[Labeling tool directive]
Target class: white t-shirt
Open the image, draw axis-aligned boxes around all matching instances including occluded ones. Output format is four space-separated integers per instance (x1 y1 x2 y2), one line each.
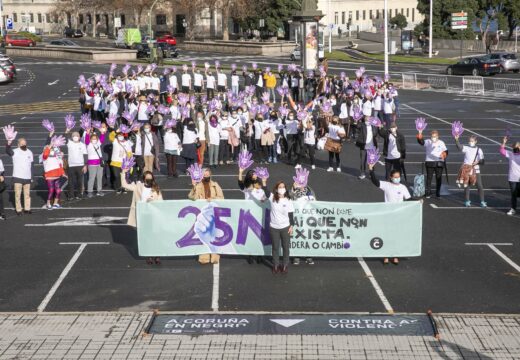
141 186 152 202
304 126 316 145
379 181 411 203
181 73 191 87
383 98 394 114
197 119 207 141
143 133 154 156
339 103 349 119
134 135 142 156
0 159 4 174
206 75 216 89
328 124 343 141
137 102 149 122
387 133 401 160
254 120 264 140
231 75 239 87
424 139 447 162
138 77 147 91
362 100 373 116
208 123 221 145
364 124 375 150
151 77 160 91
219 119 231 140
504 150 520 182
164 131 181 151
194 73 203 87
182 127 198 144
217 73 227 87
269 195 294 229
169 74 178 89
461 145 484 173
87 142 103 161
67 141 87 167
11 148 33 180
285 119 298 135
244 187 267 201
373 95 382 111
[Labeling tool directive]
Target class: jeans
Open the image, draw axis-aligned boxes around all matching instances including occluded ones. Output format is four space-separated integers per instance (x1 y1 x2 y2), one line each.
270 226 291 267
208 144 219 166
88 165 103 194
232 85 239 96
68 166 84 198
218 139 230 162
267 87 276 102
14 183 31 212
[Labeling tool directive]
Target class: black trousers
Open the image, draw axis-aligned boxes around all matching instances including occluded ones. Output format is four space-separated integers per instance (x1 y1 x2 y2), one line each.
510 182 520 210
425 163 443 196
299 144 315 165
270 226 290 267
207 88 215 99
218 139 230 162
67 166 84 198
111 166 122 191
291 87 299 102
385 158 402 179
0 181 5 214
329 151 340 168
166 154 178 176
286 134 300 162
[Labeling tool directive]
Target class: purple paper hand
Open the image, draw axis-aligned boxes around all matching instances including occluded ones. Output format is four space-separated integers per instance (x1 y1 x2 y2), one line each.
42 119 55 133
187 164 204 183
3 125 18 141
121 156 136 172
119 124 130 134
366 149 380 166
369 117 382 127
80 114 91 131
64 114 76 131
106 114 117 128
238 151 254 170
50 135 66 148
254 167 269 180
415 117 428 132
293 168 310 187
451 121 464 138
91 121 102 130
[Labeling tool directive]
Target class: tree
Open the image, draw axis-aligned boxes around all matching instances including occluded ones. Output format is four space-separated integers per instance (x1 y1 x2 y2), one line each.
502 0 520 39
239 0 299 37
390 14 408 30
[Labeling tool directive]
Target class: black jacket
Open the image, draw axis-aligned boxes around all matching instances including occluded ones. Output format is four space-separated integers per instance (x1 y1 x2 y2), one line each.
378 128 406 159
355 123 378 150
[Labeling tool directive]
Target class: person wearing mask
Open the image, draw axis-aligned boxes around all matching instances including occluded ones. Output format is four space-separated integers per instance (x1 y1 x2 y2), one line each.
42 139 66 209
207 114 221 168
206 71 216 100
0 159 5 220
417 130 448 198
121 169 163 265
368 162 411 265
193 69 204 94
356 116 378 179
6 138 33 215
196 112 207 166
302 118 316 170
182 117 199 172
66 131 87 200
86 133 105 197
269 181 294 274
218 113 232 165
188 168 225 264
217 69 228 97
181 68 191 94
164 123 182 178
454 135 486 207
141 123 160 173
500 138 520 216
378 122 406 180
231 70 240 96
326 116 345 172
110 130 133 194
289 180 316 266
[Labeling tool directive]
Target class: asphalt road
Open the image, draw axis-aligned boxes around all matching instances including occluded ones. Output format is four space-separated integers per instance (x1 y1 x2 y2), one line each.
0 58 519 315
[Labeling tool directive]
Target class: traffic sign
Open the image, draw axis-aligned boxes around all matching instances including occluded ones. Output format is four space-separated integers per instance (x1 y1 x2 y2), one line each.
451 21 468 26
452 12 468 17
6 18 13 30
451 25 467 30
114 17 121 28
452 17 467 21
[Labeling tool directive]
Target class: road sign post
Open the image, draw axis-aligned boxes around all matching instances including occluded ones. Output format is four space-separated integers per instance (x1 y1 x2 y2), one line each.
451 11 467 60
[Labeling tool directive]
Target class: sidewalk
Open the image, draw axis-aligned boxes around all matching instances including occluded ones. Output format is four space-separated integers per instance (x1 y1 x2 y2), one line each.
0 313 519 359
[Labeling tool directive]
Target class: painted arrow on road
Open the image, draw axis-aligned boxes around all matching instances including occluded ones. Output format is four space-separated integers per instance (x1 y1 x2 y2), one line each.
25 216 127 227
269 319 305 328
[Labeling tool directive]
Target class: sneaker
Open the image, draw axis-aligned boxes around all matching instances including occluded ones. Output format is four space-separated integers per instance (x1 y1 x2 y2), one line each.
75 196 82 200
327 167 333 172
52 204 62 209
358 174 366 179
311 165 316 170
46 204 53 210
87 193 94 198
507 209 516 216
292 258 300 265
480 201 487 208
336 167 341 172
96 192 104 197
116 190 123 195
294 164 301 169
268 157 272 163
464 201 471 207
273 158 278 164
0 214 5 220
306 258 315 265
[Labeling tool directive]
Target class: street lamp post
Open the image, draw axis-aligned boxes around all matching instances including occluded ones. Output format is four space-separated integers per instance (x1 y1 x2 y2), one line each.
148 0 159 63
429 0 433 58
384 0 388 76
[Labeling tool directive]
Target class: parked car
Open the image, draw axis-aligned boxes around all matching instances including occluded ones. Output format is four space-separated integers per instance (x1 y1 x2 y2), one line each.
4 34 36 47
64 28 84 38
156 42 179 58
49 39 80 46
135 43 151 59
290 44 325 62
485 52 520 73
156 34 177 46
0 65 14 84
0 56 16 76
446 57 501 76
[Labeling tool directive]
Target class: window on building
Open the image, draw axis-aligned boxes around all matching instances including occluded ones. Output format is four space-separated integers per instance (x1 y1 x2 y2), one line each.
79 14 84 24
362 10 366 20
37 13 42 23
30 13 34 23
401 8 404 15
356 10 359 21
412 8 415 22
13 13 17 22
156 14 167 25
87 14 91 24
369 10 373 19
95 14 100 23
407 8 409 17
342 11 345 24
389 9 392 17
376 10 380 19
334 12 338 24
46 13 51 23
121 14 126 26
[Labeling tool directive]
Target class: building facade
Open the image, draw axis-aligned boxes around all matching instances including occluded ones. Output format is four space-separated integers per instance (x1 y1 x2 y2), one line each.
317 0 424 35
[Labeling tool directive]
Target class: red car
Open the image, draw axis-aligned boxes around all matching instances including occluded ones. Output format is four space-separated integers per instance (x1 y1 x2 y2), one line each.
5 34 36 47
156 34 177 46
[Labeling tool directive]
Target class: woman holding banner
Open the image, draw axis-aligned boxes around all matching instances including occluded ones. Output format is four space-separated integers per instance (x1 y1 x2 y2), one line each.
269 181 294 275
121 159 163 265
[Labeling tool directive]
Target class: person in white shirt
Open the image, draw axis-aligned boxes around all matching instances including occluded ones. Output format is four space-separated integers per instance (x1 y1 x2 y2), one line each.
207 114 221 168
231 70 240 96
218 113 232 164
196 112 207 165
303 119 316 169
362 97 373 119
217 70 227 95
206 71 216 99
6 138 33 215
368 162 412 265
455 135 486 207
269 181 294 274
181 70 191 93
500 139 520 216
164 125 182 177
182 118 199 172
66 131 88 199
193 70 204 94
284 112 300 164
373 90 383 122
86 133 105 198
417 129 448 198
326 116 346 172
168 71 178 93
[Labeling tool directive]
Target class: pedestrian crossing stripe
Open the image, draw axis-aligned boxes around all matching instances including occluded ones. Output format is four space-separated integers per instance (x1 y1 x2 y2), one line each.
0 100 79 115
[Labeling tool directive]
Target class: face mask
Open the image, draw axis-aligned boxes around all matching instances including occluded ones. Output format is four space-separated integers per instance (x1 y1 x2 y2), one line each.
144 128 151 133
100 128 107 133
91 140 98 145
288 116 294 120
391 177 401 184
197 117 203 121
144 179 153 187
73 136 80 142
117 136 124 141
390 128 397 134
187 105 191 109
167 129 173 133
238 112 242 115
277 188 286 196
202 177 211 183
20 145 27 151
431 137 438 142
469 142 476 147
514 148 520 154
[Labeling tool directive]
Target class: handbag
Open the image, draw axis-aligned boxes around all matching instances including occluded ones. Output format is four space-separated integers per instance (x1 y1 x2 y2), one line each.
93 145 105 167
324 137 342 154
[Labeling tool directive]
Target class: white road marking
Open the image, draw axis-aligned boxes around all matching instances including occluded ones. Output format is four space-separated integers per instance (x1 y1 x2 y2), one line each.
357 258 394 314
270 319 305 328
37 242 108 312
212 262 220 312
495 118 520 127
465 243 520 272
47 80 59 86
430 204 510 210
25 216 127 227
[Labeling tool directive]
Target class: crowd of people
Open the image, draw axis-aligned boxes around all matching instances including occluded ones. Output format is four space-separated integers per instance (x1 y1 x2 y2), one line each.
0 60 519 271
